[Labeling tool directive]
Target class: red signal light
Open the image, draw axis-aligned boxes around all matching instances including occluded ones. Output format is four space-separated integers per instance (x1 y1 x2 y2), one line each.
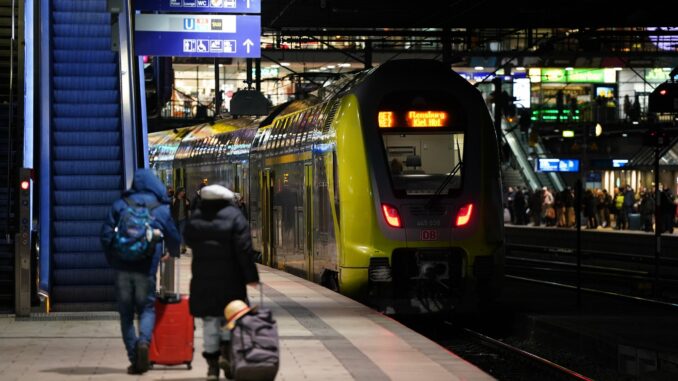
20 180 29 190
455 203 474 227
660 89 667 96
381 203 402 228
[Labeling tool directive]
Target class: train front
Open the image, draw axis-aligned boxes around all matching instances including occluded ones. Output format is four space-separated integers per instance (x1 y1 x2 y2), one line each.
333 60 504 314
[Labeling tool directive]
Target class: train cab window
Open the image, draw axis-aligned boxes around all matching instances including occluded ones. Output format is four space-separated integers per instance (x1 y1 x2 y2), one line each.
377 91 466 197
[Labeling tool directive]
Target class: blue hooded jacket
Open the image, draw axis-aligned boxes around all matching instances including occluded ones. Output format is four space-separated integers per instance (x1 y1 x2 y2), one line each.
100 169 181 274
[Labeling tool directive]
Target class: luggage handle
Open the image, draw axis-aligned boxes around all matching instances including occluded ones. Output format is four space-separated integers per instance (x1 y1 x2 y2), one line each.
159 249 181 302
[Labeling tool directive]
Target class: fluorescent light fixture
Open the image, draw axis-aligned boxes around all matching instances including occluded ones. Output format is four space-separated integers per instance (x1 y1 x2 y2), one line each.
565 67 574 71
515 67 526 71
622 133 628 137
280 62 291 67
632 121 639 125
338 63 351 67
595 123 602 137
613 67 623 71
326 65 336 69
474 66 484 70
562 130 575 138
269 64 280 68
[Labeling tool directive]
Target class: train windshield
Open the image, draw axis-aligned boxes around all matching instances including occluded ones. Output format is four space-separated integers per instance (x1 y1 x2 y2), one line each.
381 132 464 196
377 91 465 197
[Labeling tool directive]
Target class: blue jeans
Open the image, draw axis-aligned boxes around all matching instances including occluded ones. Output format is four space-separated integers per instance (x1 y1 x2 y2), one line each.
115 271 156 363
203 316 230 353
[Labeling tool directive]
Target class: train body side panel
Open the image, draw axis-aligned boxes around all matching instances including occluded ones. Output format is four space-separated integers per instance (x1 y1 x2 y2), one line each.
334 95 395 297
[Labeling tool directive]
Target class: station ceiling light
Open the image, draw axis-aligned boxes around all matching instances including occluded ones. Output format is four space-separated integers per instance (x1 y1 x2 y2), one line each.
280 62 291 67
595 123 603 137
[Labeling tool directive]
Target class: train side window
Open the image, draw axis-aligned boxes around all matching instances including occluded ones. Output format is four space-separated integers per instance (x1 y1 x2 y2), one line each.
289 114 300 147
281 116 291 149
273 206 283 248
274 119 286 150
294 206 304 250
267 123 279 150
297 111 309 145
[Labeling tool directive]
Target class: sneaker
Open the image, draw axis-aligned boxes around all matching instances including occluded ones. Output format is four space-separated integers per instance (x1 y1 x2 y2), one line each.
127 364 143 375
136 341 150 373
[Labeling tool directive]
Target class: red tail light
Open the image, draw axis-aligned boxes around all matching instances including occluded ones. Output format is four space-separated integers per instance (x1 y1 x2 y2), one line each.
381 203 402 228
455 203 473 227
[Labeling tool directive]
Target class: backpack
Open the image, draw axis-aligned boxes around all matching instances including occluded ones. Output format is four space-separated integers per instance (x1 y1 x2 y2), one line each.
112 197 161 262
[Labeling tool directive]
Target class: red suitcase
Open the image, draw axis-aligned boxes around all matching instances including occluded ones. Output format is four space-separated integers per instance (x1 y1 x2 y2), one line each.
149 258 194 369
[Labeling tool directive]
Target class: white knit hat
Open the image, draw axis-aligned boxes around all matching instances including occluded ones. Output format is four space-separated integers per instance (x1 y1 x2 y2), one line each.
200 184 235 201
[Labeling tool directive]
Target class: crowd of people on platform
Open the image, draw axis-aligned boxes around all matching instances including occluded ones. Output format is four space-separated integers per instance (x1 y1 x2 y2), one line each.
504 184 678 233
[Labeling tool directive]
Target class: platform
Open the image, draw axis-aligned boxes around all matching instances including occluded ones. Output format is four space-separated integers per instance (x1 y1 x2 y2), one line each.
0 258 493 380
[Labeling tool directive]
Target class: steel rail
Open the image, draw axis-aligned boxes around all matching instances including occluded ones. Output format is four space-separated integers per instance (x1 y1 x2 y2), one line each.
460 327 594 381
506 275 678 309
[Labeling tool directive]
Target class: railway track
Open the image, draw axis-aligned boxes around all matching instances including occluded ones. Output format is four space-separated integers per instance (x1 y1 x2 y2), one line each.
438 324 594 381
506 243 678 304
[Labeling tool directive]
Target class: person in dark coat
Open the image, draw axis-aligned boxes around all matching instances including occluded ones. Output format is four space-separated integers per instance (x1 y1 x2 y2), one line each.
639 191 655 232
100 169 181 375
661 186 676 233
171 187 191 253
183 184 260 380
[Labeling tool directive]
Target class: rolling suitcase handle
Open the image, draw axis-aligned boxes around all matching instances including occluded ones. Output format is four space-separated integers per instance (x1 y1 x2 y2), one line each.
159 244 181 303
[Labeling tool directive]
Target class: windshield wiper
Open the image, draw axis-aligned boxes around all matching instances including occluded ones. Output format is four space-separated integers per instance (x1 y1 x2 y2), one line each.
425 140 463 209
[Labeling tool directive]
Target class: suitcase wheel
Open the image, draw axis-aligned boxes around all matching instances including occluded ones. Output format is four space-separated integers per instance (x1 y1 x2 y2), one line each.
186 362 192 370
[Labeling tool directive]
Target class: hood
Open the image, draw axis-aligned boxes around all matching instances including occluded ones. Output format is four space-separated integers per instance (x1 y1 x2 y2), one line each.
201 184 235 201
126 168 170 203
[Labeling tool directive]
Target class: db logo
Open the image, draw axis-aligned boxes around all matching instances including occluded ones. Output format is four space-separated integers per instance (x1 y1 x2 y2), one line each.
420 229 438 241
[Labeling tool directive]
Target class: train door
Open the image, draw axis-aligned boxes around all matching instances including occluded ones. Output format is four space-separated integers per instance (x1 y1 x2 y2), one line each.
260 169 275 267
173 167 185 190
304 163 314 281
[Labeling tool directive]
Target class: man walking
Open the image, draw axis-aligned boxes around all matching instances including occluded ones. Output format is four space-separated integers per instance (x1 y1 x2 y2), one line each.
100 169 181 374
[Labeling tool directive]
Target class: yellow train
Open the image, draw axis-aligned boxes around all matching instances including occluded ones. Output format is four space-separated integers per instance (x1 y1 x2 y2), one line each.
150 60 504 314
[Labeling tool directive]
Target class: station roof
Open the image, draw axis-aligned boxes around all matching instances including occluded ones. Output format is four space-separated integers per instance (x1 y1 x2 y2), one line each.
262 1 678 29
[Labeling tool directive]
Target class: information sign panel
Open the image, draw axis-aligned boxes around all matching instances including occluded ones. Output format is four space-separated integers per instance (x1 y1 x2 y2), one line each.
134 0 261 14
135 14 260 58
537 158 580 173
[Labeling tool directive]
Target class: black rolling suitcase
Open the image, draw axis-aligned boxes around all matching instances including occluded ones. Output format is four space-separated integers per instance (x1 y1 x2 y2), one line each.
228 284 279 381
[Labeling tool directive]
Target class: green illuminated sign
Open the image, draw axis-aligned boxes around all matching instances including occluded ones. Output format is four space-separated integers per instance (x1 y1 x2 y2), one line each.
539 68 615 84
645 68 671 82
532 108 580 122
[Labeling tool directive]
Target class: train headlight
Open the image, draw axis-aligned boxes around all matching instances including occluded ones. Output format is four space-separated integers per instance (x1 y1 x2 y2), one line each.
455 203 473 227
381 203 402 228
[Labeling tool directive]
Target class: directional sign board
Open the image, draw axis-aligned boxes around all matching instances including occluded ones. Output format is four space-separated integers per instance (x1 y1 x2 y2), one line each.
134 0 261 14
135 14 260 58
536 158 580 173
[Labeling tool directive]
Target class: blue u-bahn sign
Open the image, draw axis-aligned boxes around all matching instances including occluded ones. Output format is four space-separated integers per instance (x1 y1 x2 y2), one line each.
134 0 261 14
135 14 260 58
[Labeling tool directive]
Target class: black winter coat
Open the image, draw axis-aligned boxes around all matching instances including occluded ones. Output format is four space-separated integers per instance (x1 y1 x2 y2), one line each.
184 199 259 317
